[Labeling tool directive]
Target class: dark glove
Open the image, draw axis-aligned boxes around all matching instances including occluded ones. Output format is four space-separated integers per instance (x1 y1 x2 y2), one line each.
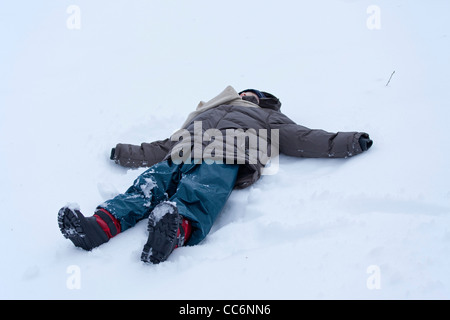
359 134 373 151
110 148 116 160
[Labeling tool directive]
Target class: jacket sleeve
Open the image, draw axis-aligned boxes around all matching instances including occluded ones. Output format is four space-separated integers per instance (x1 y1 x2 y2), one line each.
111 138 174 168
270 112 367 158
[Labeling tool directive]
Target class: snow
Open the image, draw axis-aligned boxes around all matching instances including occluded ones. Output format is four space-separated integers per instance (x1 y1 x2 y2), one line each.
140 178 156 199
152 201 177 224
1 0 450 299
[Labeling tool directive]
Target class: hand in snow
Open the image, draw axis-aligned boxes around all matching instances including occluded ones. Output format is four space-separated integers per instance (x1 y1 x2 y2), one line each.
359 134 373 151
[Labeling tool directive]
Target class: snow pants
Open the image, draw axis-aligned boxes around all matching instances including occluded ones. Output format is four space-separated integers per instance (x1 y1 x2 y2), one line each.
98 160 239 245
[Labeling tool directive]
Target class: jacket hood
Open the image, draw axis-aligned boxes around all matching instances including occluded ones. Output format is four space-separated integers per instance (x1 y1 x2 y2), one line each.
181 86 260 128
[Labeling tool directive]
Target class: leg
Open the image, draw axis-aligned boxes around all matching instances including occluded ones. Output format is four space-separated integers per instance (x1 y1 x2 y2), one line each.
98 160 181 231
140 162 239 263
58 160 180 250
170 162 239 245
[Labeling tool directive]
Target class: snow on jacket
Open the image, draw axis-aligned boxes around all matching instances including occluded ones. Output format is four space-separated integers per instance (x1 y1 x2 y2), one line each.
111 86 369 189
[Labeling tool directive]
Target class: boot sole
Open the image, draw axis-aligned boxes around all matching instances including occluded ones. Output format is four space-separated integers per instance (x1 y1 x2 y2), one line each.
58 207 107 251
141 206 181 264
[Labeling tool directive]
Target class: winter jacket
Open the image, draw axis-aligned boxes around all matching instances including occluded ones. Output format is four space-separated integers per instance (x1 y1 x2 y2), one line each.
111 86 370 189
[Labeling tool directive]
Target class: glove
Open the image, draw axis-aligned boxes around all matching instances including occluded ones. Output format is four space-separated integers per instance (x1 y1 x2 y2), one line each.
359 134 373 151
110 148 116 160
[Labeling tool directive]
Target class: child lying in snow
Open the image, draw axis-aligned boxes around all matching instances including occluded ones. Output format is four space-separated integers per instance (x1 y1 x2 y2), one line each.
58 86 373 264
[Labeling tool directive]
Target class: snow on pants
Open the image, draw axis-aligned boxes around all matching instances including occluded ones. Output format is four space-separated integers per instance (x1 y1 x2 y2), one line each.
98 160 239 245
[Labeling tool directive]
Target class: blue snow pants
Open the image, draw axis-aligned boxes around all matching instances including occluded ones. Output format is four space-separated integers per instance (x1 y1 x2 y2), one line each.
98 160 239 245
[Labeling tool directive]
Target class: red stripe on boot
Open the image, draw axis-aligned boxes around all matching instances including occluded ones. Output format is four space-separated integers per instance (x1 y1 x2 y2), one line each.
182 218 192 243
175 218 192 249
94 209 121 239
98 208 122 234
94 214 113 238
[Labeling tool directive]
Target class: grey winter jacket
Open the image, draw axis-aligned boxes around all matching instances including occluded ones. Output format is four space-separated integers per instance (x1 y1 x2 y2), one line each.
111 87 370 189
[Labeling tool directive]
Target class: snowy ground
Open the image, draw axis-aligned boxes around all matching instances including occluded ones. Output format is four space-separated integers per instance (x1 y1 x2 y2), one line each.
1 0 450 299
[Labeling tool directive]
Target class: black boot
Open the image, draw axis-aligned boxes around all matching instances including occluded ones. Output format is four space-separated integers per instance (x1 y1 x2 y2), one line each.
58 205 109 251
141 201 183 264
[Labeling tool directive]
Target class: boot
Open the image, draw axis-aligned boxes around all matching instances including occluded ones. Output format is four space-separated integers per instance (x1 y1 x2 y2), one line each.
58 205 120 251
141 201 192 264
